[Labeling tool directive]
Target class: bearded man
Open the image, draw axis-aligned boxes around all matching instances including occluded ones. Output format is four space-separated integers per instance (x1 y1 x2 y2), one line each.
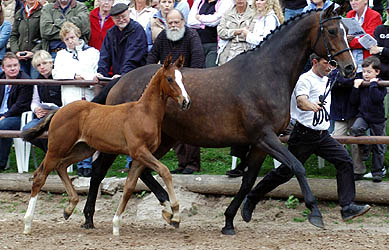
147 8 205 174
146 8 205 68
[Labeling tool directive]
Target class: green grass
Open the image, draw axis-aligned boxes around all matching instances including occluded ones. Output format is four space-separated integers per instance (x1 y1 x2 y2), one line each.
3 117 389 179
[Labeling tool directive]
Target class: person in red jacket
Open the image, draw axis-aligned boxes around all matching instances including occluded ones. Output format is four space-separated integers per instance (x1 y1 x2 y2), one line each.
346 0 382 74
89 0 115 50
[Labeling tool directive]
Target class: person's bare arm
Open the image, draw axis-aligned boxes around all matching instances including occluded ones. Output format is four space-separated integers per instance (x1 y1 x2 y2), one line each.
296 95 322 112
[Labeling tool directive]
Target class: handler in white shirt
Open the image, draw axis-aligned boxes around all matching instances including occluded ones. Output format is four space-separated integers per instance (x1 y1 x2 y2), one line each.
242 53 371 226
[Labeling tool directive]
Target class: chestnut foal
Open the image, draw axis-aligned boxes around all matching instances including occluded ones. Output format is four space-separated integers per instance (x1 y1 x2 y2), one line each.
22 55 190 235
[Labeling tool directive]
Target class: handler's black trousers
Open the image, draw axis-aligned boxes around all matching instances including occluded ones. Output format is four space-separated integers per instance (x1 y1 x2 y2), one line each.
247 122 356 207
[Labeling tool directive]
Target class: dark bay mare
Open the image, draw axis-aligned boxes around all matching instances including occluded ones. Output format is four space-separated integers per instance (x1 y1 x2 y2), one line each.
84 5 356 235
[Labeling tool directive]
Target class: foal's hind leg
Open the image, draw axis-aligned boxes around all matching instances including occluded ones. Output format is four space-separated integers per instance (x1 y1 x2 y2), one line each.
24 154 60 234
112 161 144 236
56 143 95 220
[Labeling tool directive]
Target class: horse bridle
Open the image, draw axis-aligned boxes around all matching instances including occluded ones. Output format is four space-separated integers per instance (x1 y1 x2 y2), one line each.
312 10 351 68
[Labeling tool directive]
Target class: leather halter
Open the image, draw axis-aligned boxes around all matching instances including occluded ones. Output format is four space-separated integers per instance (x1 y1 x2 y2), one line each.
312 10 351 66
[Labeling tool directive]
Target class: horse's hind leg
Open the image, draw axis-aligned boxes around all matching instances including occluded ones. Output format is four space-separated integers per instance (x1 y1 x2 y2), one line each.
24 153 60 234
57 142 95 220
222 147 266 235
112 161 144 236
256 130 322 228
82 153 118 229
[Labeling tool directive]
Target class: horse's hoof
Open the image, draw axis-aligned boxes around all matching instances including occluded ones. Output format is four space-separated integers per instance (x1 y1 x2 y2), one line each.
63 212 71 220
170 221 180 228
221 227 236 235
308 214 324 229
162 210 173 224
81 223 95 229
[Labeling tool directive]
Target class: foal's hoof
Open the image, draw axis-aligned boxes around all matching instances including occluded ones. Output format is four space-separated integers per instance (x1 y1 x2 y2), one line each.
81 223 95 229
308 213 324 229
162 209 173 225
221 227 236 235
170 221 180 228
63 211 71 220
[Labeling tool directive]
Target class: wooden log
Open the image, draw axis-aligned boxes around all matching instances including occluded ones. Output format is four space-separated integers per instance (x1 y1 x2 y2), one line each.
1 173 389 204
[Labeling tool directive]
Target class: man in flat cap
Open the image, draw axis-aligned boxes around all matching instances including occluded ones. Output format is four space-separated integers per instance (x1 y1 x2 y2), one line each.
95 3 148 80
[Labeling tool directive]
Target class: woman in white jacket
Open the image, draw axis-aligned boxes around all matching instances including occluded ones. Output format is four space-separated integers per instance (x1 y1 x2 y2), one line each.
52 21 99 177
52 21 99 105
242 0 284 47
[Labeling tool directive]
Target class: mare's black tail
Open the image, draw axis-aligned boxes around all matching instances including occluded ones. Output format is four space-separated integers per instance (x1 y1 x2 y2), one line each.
91 77 121 104
21 110 58 141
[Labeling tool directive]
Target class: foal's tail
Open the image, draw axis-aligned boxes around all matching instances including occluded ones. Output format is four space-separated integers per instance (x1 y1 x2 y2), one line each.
21 110 59 141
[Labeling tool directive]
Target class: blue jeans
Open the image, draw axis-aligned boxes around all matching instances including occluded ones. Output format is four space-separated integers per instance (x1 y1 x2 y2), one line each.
22 118 48 152
20 59 40 79
125 155 133 168
77 157 92 169
285 8 305 21
0 116 21 166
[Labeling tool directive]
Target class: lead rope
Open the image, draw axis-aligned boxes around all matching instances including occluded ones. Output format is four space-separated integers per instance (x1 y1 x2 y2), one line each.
312 70 339 126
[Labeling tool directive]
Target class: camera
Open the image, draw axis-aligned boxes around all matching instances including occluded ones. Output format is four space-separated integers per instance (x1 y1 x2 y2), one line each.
20 52 27 56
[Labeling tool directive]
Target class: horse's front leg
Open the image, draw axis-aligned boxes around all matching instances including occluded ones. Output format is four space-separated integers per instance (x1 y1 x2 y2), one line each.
82 152 118 229
137 148 181 227
256 131 323 228
112 161 144 236
139 135 177 224
222 147 266 235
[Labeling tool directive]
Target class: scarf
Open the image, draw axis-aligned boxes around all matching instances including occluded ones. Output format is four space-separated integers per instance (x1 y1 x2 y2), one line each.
24 1 40 18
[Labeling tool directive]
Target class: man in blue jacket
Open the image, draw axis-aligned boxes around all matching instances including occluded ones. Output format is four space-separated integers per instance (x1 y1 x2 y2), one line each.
0 52 32 171
95 3 148 80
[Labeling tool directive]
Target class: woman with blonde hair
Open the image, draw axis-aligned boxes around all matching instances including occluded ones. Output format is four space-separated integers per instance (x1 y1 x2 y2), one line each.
22 50 61 152
241 0 283 47
52 21 99 177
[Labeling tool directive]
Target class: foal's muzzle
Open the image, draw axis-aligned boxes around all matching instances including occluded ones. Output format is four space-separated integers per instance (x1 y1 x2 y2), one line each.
180 97 191 111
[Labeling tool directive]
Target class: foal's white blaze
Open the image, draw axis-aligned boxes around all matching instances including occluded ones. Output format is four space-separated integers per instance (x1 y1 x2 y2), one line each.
174 70 189 103
340 23 357 70
24 195 38 234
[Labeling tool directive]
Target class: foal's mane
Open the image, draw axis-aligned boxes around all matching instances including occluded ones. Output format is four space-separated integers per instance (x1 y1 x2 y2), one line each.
138 64 170 100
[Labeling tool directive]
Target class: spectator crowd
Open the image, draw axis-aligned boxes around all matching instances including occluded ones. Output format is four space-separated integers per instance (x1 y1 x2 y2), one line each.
0 0 388 187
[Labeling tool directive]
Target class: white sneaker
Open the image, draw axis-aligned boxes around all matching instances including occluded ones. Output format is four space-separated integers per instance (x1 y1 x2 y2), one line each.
363 168 386 179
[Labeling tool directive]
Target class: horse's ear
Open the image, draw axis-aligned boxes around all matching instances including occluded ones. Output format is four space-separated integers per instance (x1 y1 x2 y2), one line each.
174 54 185 69
322 3 336 19
333 2 350 16
164 54 173 69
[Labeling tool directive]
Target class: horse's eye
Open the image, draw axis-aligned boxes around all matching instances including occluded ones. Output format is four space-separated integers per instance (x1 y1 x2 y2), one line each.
167 77 173 83
328 29 337 36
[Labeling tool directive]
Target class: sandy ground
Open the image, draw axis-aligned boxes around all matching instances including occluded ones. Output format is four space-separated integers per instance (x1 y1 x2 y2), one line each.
1 190 389 250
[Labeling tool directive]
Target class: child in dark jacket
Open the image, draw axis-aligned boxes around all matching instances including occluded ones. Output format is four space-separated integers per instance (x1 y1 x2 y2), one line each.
350 56 387 182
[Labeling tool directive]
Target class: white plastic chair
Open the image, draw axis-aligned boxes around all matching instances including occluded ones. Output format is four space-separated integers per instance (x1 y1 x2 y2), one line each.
13 111 33 173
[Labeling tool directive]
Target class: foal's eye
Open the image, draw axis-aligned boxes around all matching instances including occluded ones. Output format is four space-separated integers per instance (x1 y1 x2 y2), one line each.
167 77 173 83
328 29 337 36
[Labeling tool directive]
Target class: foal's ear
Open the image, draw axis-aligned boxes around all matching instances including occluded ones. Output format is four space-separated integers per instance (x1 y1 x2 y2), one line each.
164 54 173 69
174 54 185 69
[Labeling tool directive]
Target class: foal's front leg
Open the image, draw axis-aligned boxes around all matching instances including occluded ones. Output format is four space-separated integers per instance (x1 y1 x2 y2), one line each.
112 161 144 236
137 148 181 227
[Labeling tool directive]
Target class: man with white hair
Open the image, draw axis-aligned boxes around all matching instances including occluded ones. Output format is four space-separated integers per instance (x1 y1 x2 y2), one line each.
147 8 205 174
